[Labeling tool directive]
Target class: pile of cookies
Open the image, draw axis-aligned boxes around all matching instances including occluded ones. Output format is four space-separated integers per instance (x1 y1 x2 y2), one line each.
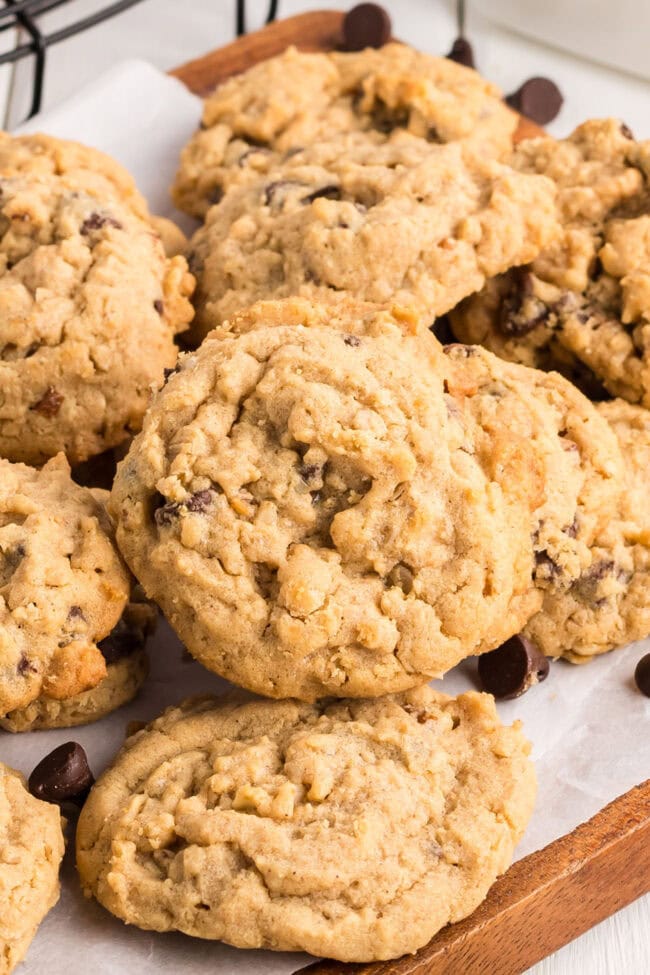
2 30 650 973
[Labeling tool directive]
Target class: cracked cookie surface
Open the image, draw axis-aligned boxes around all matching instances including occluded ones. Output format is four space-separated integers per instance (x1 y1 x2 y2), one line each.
172 43 518 219
525 399 650 661
450 119 650 406
0 456 131 716
76 688 535 962
0 597 156 732
0 136 195 465
0 763 65 975
186 135 558 343
110 299 550 699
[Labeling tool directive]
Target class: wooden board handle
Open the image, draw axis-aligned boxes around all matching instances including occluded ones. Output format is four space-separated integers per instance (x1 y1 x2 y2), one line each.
295 779 650 975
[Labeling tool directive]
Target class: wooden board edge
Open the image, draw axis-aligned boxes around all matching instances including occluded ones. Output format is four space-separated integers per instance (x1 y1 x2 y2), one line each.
294 779 650 975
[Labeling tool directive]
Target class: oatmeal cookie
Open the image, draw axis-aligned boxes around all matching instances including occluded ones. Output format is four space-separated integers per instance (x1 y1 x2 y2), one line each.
76 688 535 962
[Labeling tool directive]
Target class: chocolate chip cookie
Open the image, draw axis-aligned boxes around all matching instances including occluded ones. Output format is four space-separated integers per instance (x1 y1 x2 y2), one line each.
110 299 549 700
0 455 131 717
0 596 156 732
186 135 558 343
0 137 195 465
172 43 518 219
0 763 65 974
525 399 650 661
76 688 535 962
450 119 650 406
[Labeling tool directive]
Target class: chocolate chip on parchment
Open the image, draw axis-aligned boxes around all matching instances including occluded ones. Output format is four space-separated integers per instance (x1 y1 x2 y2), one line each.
80 212 123 235
28 742 94 805
302 185 341 204
634 654 650 697
506 77 563 125
341 3 391 51
478 635 550 699
446 36 475 68
31 385 64 417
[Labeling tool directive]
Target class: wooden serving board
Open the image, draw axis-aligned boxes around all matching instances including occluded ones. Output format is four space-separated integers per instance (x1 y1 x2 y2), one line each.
171 12 650 973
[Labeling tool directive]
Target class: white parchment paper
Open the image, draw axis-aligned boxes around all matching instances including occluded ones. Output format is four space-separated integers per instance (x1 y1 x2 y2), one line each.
1 60 649 975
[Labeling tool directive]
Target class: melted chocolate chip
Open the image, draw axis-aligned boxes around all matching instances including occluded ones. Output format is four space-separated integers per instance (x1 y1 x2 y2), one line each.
343 334 361 347
98 615 146 664
153 299 164 315
302 185 341 204
478 635 550 699
534 550 561 579
31 386 64 417
341 2 391 51
264 180 305 206
634 654 650 696
446 36 475 68
185 489 215 513
80 212 123 235
28 742 94 805
506 77 563 125
67 605 86 622
154 497 181 525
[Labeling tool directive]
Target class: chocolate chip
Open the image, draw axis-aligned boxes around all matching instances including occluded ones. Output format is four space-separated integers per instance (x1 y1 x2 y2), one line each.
98 615 145 664
185 489 215 513
264 180 305 206
154 497 181 525
80 212 123 235
343 334 361 347
153 299 164 315
154 489 214 525
31 386 64 417
634 654 650 696
341 2 391 50
299 463 322 484
620 122 635 140
505 77 563 125
67 605 85 621
163 365 180 384
478 635 550 699
208 185 223 205
302 185 341 204
28 742 94 805
446 36 475 68
499 273 549 336
238 146 272 167
17 653 36 676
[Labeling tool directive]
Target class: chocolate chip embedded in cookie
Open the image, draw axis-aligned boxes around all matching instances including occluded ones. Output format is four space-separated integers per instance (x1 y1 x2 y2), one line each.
0 134 194 466
186 135 558 343
0 455 131 717
110 299 551 700
76 688 535 962
524 399 650 661
0 762 65 974
171 42 518 220
451 119 650 407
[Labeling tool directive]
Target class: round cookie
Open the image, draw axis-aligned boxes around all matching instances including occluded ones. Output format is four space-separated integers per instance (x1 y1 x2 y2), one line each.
110 298 549 700
172 43 518 219
0 596 156 732
450 119 650 406
0 139 195 465
0 455 131 716
525 399 650 661
76 688 535 962
442 344 624 590
186 135 558 343
0 763 65 974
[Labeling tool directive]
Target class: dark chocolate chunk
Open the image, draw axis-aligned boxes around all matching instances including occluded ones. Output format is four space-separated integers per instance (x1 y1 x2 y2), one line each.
478 635 550 699
31 385 64 417
28 742 94 805
302 185 341 204
506 77 563 125
80 212 123 235
446 36 475 68
98 615 145 664
343 334 361 347
153 299 164 315
634 654 650 696
341 3 391 51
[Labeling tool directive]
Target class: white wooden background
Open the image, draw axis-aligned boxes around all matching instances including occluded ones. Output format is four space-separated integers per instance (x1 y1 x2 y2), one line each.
8 1 649 972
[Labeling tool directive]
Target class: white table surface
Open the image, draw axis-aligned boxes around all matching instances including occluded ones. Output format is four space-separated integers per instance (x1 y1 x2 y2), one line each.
7 2 649 973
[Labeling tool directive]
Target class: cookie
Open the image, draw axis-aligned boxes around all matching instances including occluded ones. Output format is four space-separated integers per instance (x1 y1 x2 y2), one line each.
171 43 518 219
443 344 624 590
0 455 131 716
0 137 195 466
450 119 650 406
109 298 563 700
76 688 535 962
525 399 650 661
0 763 65 974
0 597 156 732
186 135 558 343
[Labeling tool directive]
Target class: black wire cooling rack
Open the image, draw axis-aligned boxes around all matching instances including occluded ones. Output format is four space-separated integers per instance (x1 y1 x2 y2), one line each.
1 0 281 121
